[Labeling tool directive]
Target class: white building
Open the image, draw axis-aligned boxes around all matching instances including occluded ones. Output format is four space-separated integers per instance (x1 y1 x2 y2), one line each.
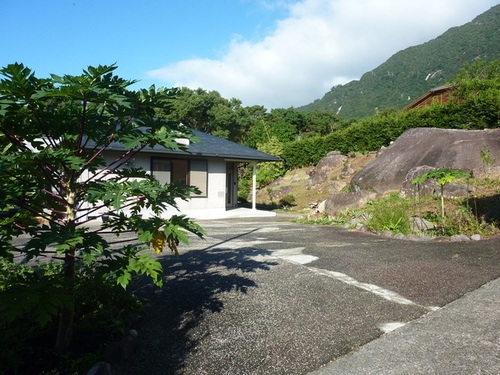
99 129 281 220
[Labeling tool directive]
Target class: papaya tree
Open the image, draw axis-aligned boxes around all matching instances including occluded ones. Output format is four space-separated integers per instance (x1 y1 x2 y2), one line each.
412 168 470 228
0 63 205 351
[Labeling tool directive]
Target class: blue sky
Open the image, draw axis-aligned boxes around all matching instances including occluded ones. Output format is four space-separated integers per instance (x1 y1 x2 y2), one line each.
1 0 498 109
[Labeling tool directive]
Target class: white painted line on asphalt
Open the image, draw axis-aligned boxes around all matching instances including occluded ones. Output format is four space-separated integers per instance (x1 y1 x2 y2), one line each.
378 322 406 333
255 226 309 233
268 247 319 265
207 237 440 312
253 246 428 309
254 227 284 233
306 267 420 306
266 249 440 312
213 239 284 249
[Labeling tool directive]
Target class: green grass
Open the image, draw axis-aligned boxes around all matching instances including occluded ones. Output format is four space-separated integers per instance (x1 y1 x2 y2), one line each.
366 205 411 234
294 186 500 238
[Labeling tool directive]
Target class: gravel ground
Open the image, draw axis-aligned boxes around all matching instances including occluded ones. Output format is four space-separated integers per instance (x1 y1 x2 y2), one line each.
115 215 500 375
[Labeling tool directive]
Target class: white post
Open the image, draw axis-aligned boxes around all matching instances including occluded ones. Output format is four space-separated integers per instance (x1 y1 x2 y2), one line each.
252 162 257 210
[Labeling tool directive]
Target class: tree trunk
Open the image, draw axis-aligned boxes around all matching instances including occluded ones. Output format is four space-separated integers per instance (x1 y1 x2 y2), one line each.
440 185 446 234
55 249 76 351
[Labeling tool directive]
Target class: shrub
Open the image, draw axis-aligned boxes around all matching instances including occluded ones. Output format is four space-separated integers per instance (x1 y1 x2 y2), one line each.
0 259 143 374
444 206 499 237
238 177 251 201
279 194 296 206
366 204 411 234
256 137 286 188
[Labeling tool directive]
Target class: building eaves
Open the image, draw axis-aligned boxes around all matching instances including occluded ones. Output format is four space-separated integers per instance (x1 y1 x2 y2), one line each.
98 128 282 163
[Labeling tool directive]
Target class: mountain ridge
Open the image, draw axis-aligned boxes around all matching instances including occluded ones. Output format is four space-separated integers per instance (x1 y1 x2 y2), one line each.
297 4 500 118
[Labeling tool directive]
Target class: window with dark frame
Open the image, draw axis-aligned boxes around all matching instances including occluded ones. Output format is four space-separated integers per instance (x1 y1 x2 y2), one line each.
151 158 207 197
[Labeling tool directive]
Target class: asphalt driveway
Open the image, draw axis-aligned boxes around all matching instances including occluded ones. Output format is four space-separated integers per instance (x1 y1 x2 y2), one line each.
118 213 500 375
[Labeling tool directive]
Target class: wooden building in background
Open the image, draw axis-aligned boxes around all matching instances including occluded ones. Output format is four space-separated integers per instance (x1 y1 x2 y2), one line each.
404 85 456 110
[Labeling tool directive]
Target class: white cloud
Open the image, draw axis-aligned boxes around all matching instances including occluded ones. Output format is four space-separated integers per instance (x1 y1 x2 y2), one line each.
148 0 498 109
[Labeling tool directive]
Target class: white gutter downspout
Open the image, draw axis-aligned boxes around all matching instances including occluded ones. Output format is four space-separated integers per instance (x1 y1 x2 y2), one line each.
252 162 257 210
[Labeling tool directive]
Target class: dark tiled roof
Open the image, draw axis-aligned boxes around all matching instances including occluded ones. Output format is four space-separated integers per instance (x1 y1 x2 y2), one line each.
105 129 282 162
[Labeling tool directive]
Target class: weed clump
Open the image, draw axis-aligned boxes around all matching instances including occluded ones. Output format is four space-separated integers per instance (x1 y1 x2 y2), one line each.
366 205 411 234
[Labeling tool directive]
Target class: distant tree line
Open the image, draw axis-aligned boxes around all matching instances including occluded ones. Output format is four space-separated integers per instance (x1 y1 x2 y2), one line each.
156 87 347 146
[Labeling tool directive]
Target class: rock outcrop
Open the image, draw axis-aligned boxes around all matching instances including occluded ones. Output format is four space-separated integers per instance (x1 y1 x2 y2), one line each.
350 128 500 195
256 128 500 216
400 165 475 199
306 151 348 188
320 128 500 215
324 190 377 214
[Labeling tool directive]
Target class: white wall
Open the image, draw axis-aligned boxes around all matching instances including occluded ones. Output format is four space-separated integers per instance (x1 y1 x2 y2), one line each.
96 152 229 218
176 157 227 212
81 151 231 221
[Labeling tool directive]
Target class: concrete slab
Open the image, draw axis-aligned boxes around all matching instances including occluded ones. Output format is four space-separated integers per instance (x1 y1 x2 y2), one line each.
308 277 500 374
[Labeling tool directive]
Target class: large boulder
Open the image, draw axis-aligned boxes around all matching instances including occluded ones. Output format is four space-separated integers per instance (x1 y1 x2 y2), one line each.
324 190 377 215
350 128 500 195
400 165 437 198
400 165 475 199
307 151 347 188
254 184 293 205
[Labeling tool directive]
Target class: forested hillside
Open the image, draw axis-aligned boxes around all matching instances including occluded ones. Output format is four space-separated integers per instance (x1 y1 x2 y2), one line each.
297 4 500 119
